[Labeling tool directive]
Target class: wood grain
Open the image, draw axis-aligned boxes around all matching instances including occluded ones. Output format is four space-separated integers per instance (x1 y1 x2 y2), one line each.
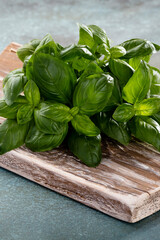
1 43 160 223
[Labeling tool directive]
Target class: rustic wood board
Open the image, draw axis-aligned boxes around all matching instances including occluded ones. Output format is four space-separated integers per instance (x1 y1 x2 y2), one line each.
1 43 160 223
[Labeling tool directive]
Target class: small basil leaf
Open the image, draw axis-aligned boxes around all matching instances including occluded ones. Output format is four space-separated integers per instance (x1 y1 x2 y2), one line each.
95 112 130 145
33 53 77 105
129 116 160 151
150 67 160 98
3 68 24 87
79 61 103 80
0 100 22 119
78 23 95 49
25 124 68 152
134 98 160 116
73 73 114 116
113 103 135 122
17 39 40 62
25 55 34 81
129 55 151 70
0 119 29 155
122 60 152 104
35 102 72 123
152 43 160 51
96 43 110 57
17 104 34 124
110 46 126 59
71 114 100 137
109 58 134 88
34 108 68 135
68 129 102 167
60 44 95 62
3 70 27 106
35 34 58 56
88 25 110 47
119 38 155 59
72 57 90 72
24 80 40 106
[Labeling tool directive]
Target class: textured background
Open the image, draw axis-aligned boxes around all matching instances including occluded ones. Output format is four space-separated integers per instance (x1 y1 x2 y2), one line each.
1 0 160 239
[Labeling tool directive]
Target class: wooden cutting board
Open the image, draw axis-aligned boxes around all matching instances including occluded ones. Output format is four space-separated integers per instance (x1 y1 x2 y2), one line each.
1 43 160 223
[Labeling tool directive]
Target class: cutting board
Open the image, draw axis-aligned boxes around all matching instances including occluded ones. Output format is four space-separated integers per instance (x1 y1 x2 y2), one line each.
1 43 160 223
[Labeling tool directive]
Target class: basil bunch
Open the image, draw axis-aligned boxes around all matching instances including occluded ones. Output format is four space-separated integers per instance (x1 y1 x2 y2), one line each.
0 24 160 167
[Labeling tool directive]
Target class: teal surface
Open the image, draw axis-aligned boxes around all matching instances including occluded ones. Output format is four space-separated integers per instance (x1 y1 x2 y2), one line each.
1 0 160 239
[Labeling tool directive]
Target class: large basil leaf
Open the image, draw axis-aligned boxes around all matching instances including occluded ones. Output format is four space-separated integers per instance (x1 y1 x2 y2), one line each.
68 129 101 167
0 100 22 119
109 58 134 88
0 119 29 155
134 98 160 116
110 46 126 59
25 124 68 152
17 104 34 124
71 114 100 137
129 116 160 151
150 67 160 98
34 107 68 134
95 112 130 145
17 39 40 62
24 80 40 106
35 102 72 123
78 23 95 49
73 73 114 116
60 44 95 62
119 38 155 59
3 69 27 106
113 103 135 122
88 24 110 47
122 60 152 104
33 53 77 105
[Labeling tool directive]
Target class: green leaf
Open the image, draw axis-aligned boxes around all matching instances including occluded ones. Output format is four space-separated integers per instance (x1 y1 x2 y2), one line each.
0 119 29 155
25 55 34 81
35 34 58 56
73 73 114 116
33 53 77 105
95 112 130 145
88 25 110 47
152 43 160 51
119 38 155 59
113 103 135 122
122 60 152 104
17 39 40 62
129 116 160 151
34 108 68 135
0 99 22 119
3 69 27 106
150 67 160 98
24 80 40 106
79 61 103 80
110 46 126 59
109 58 134 88
129 55 151 70
68 129 102 167
35 102 73 123
78 23 95 49
72 57 90 72
152 112 160 123
17 104 34 124
134 98 160 116
71 114 100 137
60 44 95 62
25 124 68 152
96 43 110 57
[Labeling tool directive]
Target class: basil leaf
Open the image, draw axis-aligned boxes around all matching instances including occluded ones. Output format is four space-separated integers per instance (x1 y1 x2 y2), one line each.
0 119 29 155
129 116 160 151
25 124 68 152
109 58 134 88
17 39 40 62
35 34 58 56
24 80 40 106
79 61 103 80
3 69 27 106
150 67 160 98
34 108 68 135
71 114 100 137
35 102 72 123
152 43 160 51
88 25 110 47
72 57 90 72
78 23 95 49
113 103 135 122
73 73 114 116
68 129 101 167
152 112 160 123
17 104 34 124
3 68 24 87
60 44 95 61
110 46 126 59
129 55 151 70
119 38 155 59
33 53 77 105
25 55 34 81
95 112 130 145
96 43 110 57
122 60 152 104
0 100 22 119
134 98 160 116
